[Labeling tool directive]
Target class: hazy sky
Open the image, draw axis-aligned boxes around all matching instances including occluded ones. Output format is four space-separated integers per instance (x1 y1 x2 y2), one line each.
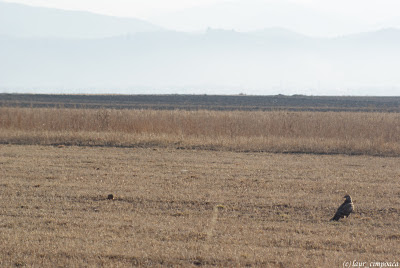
1 0 400 94
3 0 400 35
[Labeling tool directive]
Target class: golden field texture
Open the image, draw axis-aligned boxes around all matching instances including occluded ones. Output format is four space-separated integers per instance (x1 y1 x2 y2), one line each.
1 107 400 156
0 145 399 266
0 106 399 266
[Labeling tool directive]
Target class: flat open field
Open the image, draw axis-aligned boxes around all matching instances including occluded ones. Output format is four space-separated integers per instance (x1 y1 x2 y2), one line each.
0 145 399 267
2 93 400 112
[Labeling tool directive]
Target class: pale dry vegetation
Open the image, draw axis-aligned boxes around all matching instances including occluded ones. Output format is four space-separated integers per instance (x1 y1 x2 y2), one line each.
1 106 399 266
1 107 400 156
0 145 399 267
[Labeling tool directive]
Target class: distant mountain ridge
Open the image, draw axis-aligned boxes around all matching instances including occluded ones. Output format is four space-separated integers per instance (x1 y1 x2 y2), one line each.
1 1 399 40
0 1 400 95
0 1 163 38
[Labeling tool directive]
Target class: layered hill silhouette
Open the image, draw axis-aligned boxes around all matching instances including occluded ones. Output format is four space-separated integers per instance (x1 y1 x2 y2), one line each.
1 1 399 95
0 1 163 38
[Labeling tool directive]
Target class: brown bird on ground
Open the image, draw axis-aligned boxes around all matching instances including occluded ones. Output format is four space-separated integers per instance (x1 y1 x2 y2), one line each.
330 195 354 221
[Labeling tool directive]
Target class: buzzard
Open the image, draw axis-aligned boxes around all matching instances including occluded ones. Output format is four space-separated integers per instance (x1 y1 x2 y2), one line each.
330 195 354 221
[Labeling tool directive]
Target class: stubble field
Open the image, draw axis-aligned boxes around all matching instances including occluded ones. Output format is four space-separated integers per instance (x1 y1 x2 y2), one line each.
0 144 399 267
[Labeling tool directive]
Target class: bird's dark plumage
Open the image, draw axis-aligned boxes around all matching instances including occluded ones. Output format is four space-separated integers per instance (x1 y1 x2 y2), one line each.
330 195 354 221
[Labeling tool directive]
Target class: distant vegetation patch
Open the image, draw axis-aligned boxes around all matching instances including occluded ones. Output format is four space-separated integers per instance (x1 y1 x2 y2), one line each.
1 106 399 156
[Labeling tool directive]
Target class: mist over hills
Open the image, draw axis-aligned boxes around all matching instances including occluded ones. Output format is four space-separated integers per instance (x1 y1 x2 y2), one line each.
1 1 399 95
0 1 162 38
151 1 366 37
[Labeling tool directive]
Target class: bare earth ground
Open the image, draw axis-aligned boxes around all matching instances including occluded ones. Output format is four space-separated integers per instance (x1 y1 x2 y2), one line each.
0 145 399 267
